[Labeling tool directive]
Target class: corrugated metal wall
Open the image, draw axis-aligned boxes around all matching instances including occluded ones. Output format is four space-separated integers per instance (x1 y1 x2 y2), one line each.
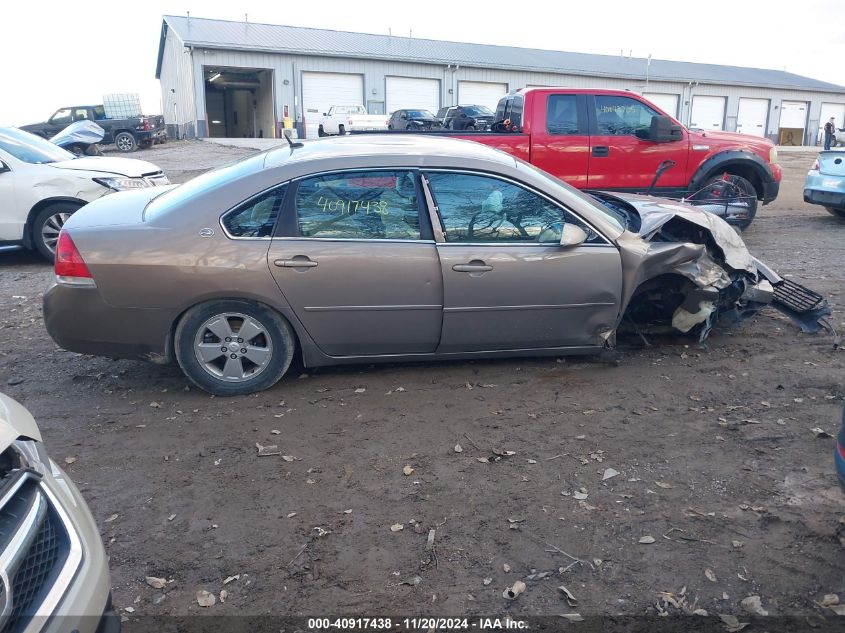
158 27 196 139
160 30 845 144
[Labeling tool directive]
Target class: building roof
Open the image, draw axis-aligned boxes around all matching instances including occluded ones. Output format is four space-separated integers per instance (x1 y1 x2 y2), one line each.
158 15 845 93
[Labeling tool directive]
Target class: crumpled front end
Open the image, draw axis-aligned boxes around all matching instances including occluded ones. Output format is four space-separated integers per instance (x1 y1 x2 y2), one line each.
604 193 830 342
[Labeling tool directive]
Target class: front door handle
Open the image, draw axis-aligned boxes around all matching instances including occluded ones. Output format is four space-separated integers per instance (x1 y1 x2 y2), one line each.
592 145 609 157
274 257 318 268
452 261 493 273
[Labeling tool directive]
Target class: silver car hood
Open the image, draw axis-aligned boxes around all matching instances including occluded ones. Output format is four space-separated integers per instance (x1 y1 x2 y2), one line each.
604 191 756 274
0 394 42 450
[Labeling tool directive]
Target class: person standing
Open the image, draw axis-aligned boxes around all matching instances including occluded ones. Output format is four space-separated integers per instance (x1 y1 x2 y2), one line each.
824 117 836 150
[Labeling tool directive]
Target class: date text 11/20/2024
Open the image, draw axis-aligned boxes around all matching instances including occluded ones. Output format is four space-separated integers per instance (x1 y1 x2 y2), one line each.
307 617 529 630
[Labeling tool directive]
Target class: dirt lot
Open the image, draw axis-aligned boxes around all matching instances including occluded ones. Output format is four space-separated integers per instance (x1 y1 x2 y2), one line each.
1 142 844 627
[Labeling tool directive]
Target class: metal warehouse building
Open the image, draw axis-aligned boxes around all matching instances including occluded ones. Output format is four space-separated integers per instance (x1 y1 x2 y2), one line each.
156 14 845 144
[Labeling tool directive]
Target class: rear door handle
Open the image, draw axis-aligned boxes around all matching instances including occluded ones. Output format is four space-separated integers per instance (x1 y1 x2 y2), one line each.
453 261 493 273
274 257 318 268
592 146 609 157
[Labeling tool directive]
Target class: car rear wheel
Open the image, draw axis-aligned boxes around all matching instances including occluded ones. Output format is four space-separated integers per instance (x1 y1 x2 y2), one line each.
32 203 81 261
114 131 137 152
175 300 295 396
465 124 477 132
338 124 346 135
825 206 845 218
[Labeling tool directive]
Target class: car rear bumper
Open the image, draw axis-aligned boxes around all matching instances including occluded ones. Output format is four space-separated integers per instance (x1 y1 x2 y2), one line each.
804 188 845 210
43 282 173 363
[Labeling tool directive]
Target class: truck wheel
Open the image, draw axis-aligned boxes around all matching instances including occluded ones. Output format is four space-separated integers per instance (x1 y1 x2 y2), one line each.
318 125 326 137
465 124 477 132
338 125 346 136
114 131 137 152
701 174 758 230
32 202 81 261
825 207 845 218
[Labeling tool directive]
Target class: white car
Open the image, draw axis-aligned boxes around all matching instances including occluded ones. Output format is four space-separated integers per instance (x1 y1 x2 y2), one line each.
317 105 389 136
0 127 168 260
0 393 118 632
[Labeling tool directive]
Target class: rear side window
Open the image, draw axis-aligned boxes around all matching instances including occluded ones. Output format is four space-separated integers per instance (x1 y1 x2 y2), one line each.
295 170 421 240
508 96 524 129
222 185 287 238
546 95 579 135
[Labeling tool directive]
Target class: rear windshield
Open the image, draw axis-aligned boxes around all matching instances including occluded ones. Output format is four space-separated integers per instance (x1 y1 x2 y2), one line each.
143 152 268 221
463 106 494 117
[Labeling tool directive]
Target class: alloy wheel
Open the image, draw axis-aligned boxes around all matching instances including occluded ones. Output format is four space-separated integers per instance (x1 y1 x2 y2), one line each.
41 212 72 254
193 312 273 382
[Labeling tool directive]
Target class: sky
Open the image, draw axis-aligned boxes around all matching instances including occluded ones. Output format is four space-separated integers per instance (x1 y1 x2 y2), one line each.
2 0 843 126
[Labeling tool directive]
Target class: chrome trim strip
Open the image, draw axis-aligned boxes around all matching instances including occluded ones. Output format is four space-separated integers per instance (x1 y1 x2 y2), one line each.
444 302 615 313
22 483 83 631
271 237 435 244
303 304 442 312
0 473 34 512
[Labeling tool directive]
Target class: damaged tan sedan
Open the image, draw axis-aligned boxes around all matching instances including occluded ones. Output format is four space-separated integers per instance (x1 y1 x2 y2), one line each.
44 136 828 395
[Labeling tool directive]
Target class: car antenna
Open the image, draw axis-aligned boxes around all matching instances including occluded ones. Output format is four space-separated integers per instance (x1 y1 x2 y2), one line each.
285 133 303 151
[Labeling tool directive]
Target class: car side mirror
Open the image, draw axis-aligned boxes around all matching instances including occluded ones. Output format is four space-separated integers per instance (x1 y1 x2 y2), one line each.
646 115 683 142
560 223 588 248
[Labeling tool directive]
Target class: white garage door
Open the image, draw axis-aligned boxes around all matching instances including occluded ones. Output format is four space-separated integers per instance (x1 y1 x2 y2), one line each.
736 98 769 137
302 72 364 138
385 77 440 114
819 102 845 140
458 81 507 111
779 101 807 129
690 96 726 130
643 93 679 118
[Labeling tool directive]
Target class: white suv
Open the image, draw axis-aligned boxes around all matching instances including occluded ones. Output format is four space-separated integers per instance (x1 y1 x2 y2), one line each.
0 393 118 632
0 127 168 261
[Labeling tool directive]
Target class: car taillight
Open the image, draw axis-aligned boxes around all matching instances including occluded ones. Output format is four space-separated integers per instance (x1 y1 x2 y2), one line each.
810 159 819 171
55 231 93 281
142 118 151 131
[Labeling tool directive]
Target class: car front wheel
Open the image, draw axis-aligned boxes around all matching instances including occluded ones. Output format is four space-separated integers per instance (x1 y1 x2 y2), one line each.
32 203 81 261
175 300 295 396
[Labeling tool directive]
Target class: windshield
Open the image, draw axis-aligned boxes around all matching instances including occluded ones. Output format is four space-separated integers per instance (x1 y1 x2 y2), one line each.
144 152 268 221
0 128 75 164
463 106 494 117
514 158 626 231
407 110 435 118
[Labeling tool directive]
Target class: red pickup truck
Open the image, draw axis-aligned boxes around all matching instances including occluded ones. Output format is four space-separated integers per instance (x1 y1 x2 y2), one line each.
451 88 782 228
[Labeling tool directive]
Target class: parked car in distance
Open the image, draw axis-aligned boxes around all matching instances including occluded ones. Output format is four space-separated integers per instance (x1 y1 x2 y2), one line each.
317 106 388 136
388 109 442 130
0 127 169 260
837 406 845 492
803 151 845 218
436 105 495 131
43 135 822 397
20 105 166 153
0 392 119 633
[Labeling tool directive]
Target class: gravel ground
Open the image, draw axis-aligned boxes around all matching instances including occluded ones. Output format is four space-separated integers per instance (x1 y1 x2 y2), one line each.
1 142 843 628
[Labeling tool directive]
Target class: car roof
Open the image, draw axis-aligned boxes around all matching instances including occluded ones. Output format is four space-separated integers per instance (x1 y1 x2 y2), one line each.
264 134 517 170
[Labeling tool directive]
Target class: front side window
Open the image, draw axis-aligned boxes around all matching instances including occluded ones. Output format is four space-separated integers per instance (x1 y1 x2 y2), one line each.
295 171 421 240
594 95 658 136
222 185 287 238
50 108 72 125
546 95 579 135
426 172 601 244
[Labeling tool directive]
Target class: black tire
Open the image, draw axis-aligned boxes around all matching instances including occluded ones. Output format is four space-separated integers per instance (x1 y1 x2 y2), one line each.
114 131 137 152
174 299 295 396
465 124 476 132
700 174 758 230
318 125 326 137
338 124 346 136
825 206 845 218
32 202 81 262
